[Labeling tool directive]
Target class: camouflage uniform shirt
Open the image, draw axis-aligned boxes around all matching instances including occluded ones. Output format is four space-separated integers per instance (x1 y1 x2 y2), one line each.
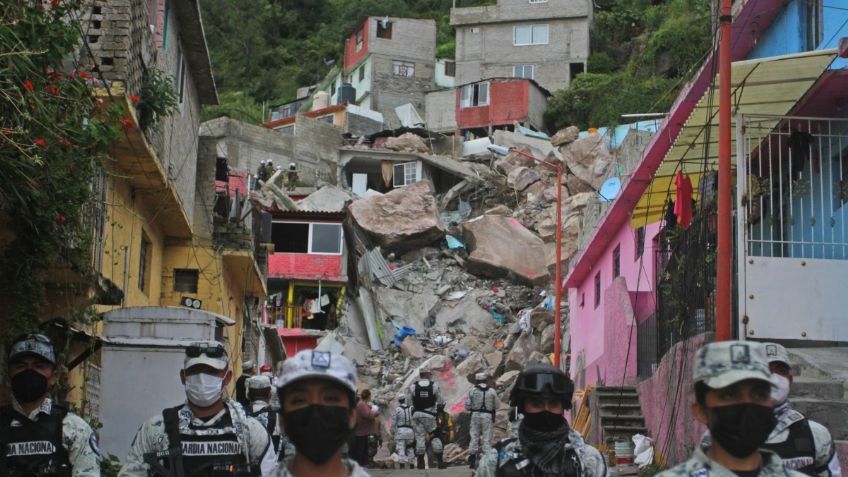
476 428 608 477
7 398 102 477
268 456 372 477
767 403 841 477
656 445 808 477
118 399 276 477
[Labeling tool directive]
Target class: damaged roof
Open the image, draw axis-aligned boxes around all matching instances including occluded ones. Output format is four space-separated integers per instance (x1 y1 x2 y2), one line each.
338 147 480 183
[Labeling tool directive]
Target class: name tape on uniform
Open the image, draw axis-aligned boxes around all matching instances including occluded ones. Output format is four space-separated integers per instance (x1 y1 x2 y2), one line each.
6 441 57 456
181 441 242 456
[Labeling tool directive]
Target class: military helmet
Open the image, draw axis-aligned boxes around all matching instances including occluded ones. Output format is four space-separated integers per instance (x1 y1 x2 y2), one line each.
508 363 574 409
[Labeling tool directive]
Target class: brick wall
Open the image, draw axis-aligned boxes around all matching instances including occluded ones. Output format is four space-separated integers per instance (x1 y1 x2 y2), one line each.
268 253 345 281
81 0 157 96
370 56 434 130
456 79 529 130
367 18 437 63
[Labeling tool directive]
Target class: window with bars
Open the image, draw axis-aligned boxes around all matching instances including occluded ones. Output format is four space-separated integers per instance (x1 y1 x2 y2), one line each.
635 227 645 260
444 61 456 77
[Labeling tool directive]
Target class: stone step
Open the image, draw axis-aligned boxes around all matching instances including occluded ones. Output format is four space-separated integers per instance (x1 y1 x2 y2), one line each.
603 425 649 435
790 398 848 441
596 387 639 396
598 395 641 407
599 407 644 418
601 416 646 426
791 377 845 400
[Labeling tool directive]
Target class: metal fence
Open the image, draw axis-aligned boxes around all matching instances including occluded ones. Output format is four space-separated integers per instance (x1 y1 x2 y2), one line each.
739 115 848 260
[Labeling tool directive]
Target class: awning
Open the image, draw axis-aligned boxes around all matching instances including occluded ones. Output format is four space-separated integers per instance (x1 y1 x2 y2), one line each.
632 49 838 227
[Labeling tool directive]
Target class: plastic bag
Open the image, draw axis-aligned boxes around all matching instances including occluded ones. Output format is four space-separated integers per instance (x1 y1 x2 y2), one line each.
632 434 654 469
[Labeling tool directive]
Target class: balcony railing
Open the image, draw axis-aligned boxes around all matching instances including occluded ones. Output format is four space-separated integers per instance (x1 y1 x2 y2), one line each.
739 115 848 260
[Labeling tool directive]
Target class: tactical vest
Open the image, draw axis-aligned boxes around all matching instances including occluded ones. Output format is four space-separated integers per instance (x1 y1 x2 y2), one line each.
471 385 496 416
412 381 436 411
762 418 817 476
247 406 276 438
396 406 413 429
494 438 580 477
0 404 71 477
145 405 257 477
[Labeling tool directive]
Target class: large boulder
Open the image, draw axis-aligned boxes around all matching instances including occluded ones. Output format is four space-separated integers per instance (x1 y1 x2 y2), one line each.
349 180 446 253
383 132 430 153
297 185 352 212
550 126 580 147
373 288 439 333
461 215 550 286
507 166 542 191
494 147 537 175
504 332 541 372
545 192 594 272
560 133 614 189
434 293 494 335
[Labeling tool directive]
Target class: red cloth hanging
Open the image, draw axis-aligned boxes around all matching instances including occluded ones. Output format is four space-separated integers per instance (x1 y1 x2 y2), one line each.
674 171 693 229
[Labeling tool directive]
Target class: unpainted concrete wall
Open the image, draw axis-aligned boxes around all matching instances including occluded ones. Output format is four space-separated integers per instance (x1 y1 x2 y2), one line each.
454 18 590 92
426 90 458 133
368 17 437 63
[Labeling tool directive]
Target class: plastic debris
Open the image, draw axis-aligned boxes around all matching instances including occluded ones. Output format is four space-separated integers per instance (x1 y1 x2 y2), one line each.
393 326 417 347
446 235 465 249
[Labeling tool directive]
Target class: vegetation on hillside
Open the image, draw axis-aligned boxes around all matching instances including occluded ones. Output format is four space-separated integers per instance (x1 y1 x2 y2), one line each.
200 0 713 131
544 0 713 131
200 0 468 122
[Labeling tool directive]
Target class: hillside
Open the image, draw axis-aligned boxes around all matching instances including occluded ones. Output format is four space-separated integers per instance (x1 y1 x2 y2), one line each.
200 0 713 130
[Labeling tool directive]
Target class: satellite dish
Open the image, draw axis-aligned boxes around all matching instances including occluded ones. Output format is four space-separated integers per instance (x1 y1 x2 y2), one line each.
598 177 622 202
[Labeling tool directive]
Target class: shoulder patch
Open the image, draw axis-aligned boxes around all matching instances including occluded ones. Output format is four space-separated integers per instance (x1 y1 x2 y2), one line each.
690 468 709 477
785 410 805 424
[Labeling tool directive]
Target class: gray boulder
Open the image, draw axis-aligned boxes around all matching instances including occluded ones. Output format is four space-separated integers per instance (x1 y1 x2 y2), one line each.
461 215 550 287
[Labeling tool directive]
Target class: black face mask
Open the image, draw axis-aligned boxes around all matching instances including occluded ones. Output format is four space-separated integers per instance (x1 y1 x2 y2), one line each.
283 405 352 464
708 403 776 458
11 369 49 403
522 410 567 433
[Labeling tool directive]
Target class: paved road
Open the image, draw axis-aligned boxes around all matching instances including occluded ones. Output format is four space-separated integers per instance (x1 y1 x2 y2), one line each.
370 467 472 477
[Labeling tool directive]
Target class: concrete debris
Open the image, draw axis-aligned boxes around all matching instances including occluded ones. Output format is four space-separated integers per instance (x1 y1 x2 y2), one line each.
349 180 446 253
507 166 542 191
484 205 512 216
296 185 352 212
560 133 613 189
550 126 580 147
383 132 430 153
399 336 426 359
494 147 537 175
462 215 550 286
332 122 636 467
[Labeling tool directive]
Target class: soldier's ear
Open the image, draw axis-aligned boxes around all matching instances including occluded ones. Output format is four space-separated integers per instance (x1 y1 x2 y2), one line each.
691 401 710 427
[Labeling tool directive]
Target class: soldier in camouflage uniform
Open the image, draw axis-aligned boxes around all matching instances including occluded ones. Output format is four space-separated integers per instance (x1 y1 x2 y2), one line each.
760 343 841 477
391 394 415 469
246 375 281 453
476 363 607 477
269 349 371 477
1 334 102 477
656 341 808 477
407 366 445 469
120 341 276 477
467 372 499 469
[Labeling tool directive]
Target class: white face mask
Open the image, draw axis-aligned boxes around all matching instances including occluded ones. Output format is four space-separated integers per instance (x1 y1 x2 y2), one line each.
185 373 224 407
770 373 790 404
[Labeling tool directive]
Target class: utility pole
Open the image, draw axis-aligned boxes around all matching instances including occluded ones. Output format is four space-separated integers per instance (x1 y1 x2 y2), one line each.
716 0 732 341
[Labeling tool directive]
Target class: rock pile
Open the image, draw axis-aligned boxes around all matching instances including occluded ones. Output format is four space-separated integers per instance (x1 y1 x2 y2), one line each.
316 126 623 467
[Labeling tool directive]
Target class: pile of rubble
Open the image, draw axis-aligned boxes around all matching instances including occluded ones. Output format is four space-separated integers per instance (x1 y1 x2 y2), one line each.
311 125 619 466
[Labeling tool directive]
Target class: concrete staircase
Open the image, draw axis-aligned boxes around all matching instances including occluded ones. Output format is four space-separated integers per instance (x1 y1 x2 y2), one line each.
595 386 648 441
786 348 848 469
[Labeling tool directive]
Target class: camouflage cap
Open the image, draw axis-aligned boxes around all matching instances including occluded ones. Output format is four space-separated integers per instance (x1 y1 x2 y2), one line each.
276 349 357 395
247 375 272 390
762 342 790 366
693 340 771 389
9 334 56 366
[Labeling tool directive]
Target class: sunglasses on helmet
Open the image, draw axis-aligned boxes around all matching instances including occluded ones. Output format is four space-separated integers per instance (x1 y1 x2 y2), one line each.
514 372 574 395
185 345 227 359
